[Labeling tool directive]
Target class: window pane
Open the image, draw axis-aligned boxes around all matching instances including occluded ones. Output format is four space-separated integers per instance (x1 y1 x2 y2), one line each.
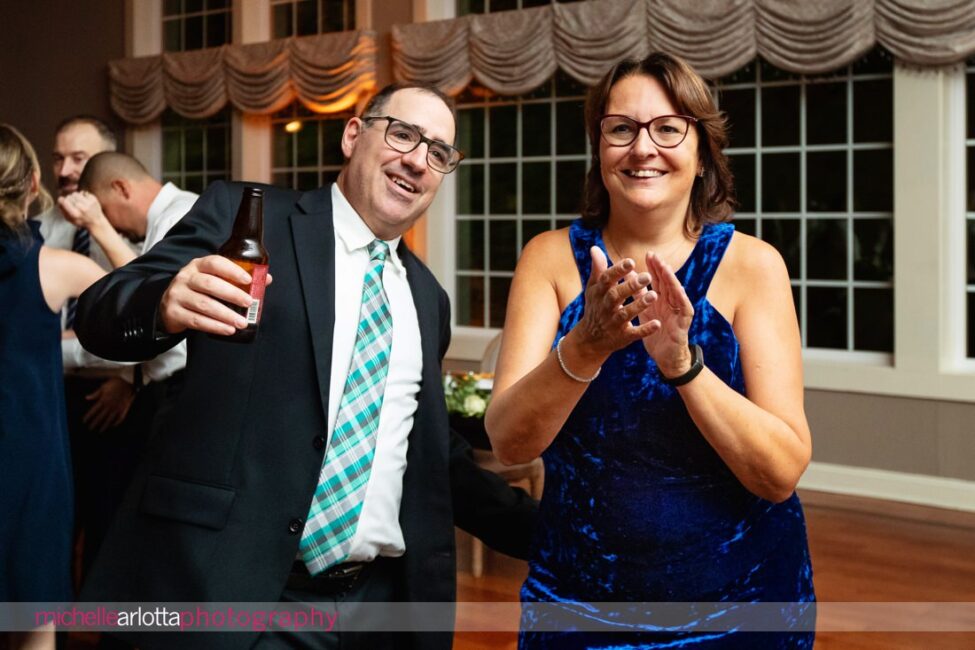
321 119 345 166
322 169 340 185
273 124 293 168
296 171 318 190
760 86 799 146
457 220 485 271
206 125 227 169
806 82 846 145
854 288 893 352
522 162 550 213
720 61 756 85
968 73 975 139
853 149 893 212
489 106 517 158
729 154 755 212
489 276 512 328
164 0 182 16
490 0 517 11
324 0 348 32
272 171 292 188
457 163 484 215
184 128 204 171
807 219 847 280
205 11 228 47
854 79 893 143
522 219 551 248
555 100 585 155
489 220 518 271
164 19 181 52
761 152 800 212
555 70 587 98
490 163 517 214
163 132 182 173
806 286 847 349
185 0 203 11
184 15 204 50
762 218 800 278
969 293 975 358
968 220 975 285
458 108 485 159
206 0 229 9
760 59 799 83
297 0 318 36
734 218 756 237
792 285 801 330
296 122 318 167
806 151 846 212
720 88 755 148
522 103 551 156
273 3 292 38
968 147 975 212
456 276 485 326
852 46 893 74
555 160 586 214
184 175 205 194
854 218 894 281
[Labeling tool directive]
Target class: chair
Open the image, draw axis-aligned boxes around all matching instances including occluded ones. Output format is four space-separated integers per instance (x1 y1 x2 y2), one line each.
469 332 544 577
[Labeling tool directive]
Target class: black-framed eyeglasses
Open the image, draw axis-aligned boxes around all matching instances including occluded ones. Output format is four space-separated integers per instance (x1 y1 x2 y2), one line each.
599 114 699 149
363 116 465 174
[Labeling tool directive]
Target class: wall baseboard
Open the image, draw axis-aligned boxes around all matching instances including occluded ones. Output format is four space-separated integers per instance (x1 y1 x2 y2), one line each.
799 461 975 515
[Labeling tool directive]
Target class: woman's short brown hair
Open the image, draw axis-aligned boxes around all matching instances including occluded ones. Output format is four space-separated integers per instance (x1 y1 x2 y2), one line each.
580 52 736 234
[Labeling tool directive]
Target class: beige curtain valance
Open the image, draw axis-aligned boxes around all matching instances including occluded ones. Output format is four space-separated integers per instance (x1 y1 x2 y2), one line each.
110 31 377 125
392 0 975 94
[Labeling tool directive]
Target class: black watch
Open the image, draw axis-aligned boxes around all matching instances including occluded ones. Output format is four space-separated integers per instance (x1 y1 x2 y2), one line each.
660 344 704 387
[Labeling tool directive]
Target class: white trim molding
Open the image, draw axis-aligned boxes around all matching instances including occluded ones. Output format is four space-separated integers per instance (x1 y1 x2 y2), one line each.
799 461 975 513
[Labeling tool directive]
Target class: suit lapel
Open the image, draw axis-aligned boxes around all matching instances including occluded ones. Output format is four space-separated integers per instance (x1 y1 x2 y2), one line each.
290 186 336 421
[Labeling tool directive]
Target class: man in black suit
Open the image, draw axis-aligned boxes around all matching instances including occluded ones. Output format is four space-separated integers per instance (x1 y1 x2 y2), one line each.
75 84 535 650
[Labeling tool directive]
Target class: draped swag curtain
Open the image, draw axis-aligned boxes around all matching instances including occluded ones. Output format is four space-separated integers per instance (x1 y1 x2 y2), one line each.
392 0 975 95
109 31 377 125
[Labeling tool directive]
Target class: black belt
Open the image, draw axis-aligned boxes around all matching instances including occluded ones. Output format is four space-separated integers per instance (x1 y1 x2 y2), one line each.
287 560 368 596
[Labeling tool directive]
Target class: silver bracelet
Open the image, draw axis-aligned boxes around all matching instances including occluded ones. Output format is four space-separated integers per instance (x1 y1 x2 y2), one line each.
556 335 601 383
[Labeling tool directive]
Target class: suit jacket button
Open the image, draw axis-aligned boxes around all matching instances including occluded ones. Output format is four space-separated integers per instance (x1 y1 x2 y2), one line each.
313 435 326 450
288 518 303 534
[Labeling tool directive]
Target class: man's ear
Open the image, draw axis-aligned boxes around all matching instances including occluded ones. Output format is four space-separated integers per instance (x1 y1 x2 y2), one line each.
111 178 131 200
341 117 364 160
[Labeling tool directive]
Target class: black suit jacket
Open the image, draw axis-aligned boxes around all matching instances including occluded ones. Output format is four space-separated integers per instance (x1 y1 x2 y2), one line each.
75 182 535 650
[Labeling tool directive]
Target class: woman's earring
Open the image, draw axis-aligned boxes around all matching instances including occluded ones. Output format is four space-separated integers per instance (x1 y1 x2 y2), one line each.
696 169 705 178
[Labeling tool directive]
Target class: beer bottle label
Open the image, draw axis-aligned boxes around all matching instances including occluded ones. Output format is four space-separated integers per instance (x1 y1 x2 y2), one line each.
247 264 269 325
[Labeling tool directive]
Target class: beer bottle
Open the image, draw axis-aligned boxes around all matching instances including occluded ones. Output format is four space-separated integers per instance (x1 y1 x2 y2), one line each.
217 186 268 343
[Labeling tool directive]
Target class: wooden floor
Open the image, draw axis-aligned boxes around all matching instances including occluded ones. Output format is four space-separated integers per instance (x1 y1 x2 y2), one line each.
454 493 975 650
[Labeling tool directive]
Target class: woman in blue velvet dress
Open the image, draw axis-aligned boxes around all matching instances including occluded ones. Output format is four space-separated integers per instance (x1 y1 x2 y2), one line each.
486 53 815 648
0 124 103 649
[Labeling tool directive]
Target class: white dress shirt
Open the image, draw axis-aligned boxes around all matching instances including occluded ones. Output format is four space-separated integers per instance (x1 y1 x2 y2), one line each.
42 183 198 384
326 183 423 561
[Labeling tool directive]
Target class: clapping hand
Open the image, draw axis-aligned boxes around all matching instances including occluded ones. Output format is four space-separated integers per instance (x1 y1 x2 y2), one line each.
639 252 695 377
574 246 662 356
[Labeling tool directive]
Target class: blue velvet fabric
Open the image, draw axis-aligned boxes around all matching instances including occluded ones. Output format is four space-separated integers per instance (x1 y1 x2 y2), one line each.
519 220 815 649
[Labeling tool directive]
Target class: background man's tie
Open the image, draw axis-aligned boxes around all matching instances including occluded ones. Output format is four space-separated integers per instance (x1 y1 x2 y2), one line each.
65 226 90 329
300 239 393 575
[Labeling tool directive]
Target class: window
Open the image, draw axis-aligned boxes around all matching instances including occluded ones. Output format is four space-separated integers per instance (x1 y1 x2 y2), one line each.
716 48 895 353
163 0 231 51
271 0 356 37
161 1 233 193
162 108 231 194
454 73 589 327
968 58 975 358
271 104 350 190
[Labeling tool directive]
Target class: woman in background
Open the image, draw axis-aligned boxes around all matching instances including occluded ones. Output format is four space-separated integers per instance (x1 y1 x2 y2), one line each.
0 124 103 649
486 53 815 648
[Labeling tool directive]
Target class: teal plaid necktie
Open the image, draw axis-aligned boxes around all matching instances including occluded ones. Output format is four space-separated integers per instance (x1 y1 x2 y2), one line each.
300 239 393 575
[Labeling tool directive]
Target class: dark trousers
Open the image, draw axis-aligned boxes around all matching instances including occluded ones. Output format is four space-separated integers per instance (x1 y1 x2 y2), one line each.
254 557 409 650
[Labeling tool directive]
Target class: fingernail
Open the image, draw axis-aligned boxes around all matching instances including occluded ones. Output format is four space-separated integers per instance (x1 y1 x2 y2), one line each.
637 272 651 284
643 293 654 304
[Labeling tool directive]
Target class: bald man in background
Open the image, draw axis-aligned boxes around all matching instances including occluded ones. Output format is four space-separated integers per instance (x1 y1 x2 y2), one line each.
57 151 196 581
